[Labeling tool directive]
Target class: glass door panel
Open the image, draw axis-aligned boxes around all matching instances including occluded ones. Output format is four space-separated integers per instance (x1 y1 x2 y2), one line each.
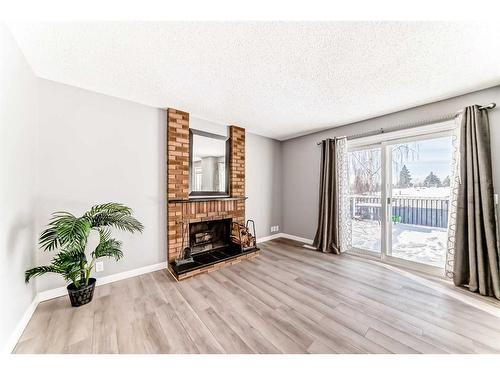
388 135 453 268
348 147 382 254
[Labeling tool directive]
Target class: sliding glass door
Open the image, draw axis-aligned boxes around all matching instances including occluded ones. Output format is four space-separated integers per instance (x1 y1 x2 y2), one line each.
347 128 454 273
386 135 453 269
347 146 382 255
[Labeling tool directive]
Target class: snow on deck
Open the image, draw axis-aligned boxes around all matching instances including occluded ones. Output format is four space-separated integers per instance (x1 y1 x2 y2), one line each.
351 219 446 268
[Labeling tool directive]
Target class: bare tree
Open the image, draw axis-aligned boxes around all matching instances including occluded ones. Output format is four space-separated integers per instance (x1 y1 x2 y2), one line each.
442 175 451 187
349 149 381 194
349 143 419 195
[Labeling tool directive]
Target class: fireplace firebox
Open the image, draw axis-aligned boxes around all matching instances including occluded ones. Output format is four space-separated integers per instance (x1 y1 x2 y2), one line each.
189 218 231 255
169 217 259 279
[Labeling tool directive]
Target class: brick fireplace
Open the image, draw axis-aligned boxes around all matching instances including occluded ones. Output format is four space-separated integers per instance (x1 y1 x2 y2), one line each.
166 108 259 280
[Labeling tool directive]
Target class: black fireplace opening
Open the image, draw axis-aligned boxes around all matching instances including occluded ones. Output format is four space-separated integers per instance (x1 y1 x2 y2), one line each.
170 218 259 277
189 218 231 255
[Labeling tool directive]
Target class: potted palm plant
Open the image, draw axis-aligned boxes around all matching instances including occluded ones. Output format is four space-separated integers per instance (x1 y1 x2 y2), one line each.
25 203 144 307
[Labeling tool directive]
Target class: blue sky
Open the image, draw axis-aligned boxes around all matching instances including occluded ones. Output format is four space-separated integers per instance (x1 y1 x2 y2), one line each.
392 136 453 184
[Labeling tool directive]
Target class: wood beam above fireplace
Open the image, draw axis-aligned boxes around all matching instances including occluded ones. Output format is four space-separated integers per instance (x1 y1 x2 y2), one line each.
168 196 247 204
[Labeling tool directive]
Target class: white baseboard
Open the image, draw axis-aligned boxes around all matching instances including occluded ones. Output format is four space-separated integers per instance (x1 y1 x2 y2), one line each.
36 262 167 303
257 233 314 245
257 233 282 243
94 261 167 291
279 233 314 245
4 295 39 354
36 285 67 302
5 261 167 354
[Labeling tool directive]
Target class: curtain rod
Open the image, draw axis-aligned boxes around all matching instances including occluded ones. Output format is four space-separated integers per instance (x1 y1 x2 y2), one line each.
316 102 497 145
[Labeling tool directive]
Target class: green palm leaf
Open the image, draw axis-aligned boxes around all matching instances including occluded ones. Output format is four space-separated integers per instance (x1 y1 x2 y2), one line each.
25 265 61 283
92 236 123 261
92 213 143 233
85 203 143 231
39 212 91 251
53 246 85 267
39 226 60 251
98 227 112 242
86 202 132 216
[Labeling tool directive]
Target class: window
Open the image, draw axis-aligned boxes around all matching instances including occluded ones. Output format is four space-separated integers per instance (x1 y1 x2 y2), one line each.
194 167 202 191
218 162 225 192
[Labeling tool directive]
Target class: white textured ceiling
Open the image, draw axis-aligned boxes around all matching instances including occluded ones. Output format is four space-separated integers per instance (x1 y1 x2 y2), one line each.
7 22 500 140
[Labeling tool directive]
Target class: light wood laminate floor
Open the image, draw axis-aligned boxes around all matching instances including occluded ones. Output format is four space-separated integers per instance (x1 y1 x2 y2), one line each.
14 238 500 354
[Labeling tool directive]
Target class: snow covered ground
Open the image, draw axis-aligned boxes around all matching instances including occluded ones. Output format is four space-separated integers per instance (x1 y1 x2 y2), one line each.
351 219 446 268
391 186 450 198
351 187 450 199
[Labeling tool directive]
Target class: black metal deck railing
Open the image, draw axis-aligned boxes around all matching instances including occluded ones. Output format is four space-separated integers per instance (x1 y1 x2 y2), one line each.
350 195 449 228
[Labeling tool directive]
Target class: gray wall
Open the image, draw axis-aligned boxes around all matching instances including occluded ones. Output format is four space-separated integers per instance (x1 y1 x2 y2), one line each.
35 79 283 292
282 85 500 240
0 24 37 351
246 133 283 239
36 79 167 292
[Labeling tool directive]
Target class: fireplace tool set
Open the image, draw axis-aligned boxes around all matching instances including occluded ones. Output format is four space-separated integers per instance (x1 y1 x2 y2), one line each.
175 221 194 266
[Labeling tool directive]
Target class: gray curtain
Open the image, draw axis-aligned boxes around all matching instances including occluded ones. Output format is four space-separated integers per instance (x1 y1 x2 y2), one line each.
454 105 500 300
313 139 341 254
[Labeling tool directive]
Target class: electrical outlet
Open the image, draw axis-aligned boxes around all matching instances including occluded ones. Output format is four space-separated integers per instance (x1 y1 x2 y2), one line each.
270 225 280 233
275 225 279 232
95 261 104 272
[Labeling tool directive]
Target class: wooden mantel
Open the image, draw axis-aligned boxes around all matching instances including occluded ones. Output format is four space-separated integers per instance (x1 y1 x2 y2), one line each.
168 197 248 203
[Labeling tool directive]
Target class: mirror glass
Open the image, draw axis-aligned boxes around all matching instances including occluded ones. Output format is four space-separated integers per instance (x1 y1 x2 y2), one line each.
190 130 228 196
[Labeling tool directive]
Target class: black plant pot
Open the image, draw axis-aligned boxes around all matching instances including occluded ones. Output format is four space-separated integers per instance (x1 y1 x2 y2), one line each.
67 278 96 307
